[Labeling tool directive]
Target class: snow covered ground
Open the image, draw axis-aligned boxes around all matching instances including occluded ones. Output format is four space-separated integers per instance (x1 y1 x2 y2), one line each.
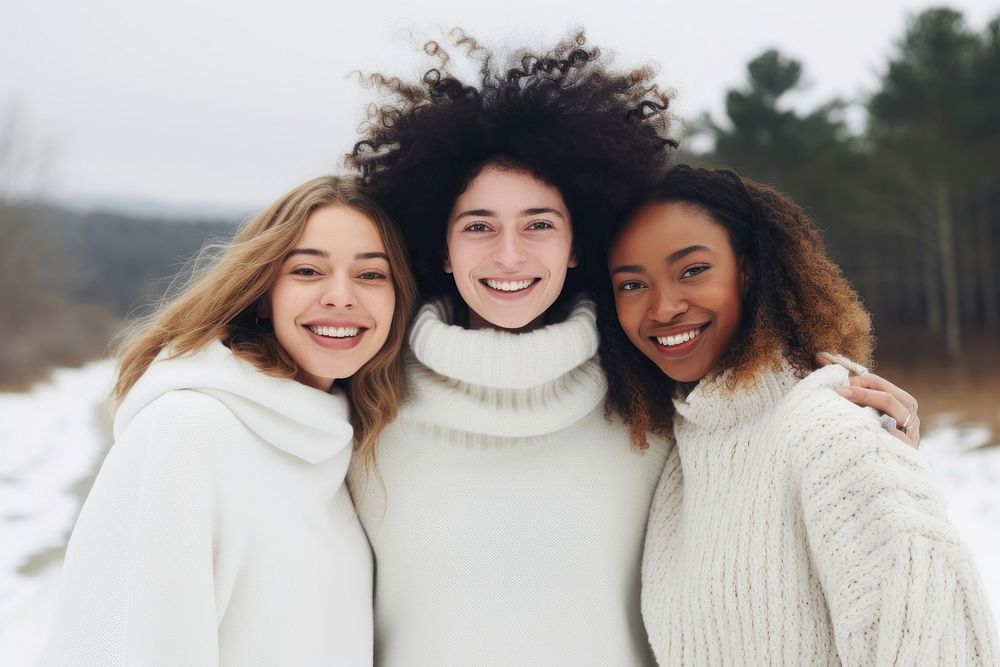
1 362 998 665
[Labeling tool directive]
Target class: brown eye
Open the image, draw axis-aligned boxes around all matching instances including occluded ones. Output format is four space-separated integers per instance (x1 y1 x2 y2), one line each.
527 220 553 230
681 265 710 279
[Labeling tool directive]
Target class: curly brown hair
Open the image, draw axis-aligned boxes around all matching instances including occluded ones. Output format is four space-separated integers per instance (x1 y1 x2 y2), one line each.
347 30 676 312
595 165 874 447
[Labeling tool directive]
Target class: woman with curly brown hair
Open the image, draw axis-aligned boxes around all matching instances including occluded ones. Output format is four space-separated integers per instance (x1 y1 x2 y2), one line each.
602 165 997 665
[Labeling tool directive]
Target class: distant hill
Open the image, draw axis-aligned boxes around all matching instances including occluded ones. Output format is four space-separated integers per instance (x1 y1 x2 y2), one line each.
57 193 255 223
60 209 239 316
0 200 239 386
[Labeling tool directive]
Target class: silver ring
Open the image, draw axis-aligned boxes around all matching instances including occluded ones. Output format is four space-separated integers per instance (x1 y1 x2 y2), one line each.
901 409 915 432
879 414 897 434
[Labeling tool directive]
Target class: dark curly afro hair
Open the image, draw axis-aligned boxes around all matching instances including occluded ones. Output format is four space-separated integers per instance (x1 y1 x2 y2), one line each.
347 30 677 312
596 165 874 447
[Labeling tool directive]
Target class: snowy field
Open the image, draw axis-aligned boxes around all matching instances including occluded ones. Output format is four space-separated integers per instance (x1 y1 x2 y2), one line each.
1 362 998 665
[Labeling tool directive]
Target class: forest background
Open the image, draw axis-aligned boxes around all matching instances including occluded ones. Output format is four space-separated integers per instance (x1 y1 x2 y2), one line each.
1 6 999 431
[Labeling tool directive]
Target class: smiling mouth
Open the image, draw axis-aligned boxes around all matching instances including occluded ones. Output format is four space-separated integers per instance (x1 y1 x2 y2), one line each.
481 278 540 293
308 325 363 338
651 324 708 348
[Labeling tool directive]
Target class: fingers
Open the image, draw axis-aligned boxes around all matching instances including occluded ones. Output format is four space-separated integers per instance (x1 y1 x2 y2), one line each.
817 355 923 450
834 384 921 450
815 352 868 376
848 372 919 414
835 385 906 418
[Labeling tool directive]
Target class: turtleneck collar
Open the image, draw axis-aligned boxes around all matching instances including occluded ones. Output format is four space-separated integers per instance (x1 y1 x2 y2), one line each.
409 297 601 390
672 357 803 431
401 297 607 439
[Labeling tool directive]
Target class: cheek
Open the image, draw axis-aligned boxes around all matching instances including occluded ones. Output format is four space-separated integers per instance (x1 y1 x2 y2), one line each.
265 283 289 320
614 297 643 342
547 238 575 269
444 233 471 269
373 289 397 327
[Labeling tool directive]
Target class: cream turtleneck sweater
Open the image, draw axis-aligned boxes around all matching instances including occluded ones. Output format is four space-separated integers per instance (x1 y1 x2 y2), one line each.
350 299 670 666
641 361 998 666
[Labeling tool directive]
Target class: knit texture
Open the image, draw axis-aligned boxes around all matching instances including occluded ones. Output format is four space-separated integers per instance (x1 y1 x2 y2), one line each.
45 341 373 666
350 299 671 666
642 360 999 666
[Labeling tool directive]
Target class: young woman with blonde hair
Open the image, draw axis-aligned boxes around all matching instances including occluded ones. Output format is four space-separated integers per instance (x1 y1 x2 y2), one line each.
46 175 417 665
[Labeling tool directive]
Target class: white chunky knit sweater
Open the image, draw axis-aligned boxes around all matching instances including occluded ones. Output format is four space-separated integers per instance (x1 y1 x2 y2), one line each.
642 361 998 666
46 341 374 666
350 299 670 666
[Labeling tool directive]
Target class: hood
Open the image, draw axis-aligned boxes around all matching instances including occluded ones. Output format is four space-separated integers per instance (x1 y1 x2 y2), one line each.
114 340 354 464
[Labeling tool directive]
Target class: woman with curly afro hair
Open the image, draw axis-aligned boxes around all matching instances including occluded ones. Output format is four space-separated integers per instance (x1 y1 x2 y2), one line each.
346 32 675 664
346 31 923 664
602 165 997 665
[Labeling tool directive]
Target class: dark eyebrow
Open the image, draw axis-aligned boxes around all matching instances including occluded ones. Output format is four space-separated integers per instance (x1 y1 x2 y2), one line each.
453 207 566 220
285 249 389 261
286 248 328 259
356 252 389 261
667 245 711 264
610 264 645 276
522 207 565 219
454 208 498 220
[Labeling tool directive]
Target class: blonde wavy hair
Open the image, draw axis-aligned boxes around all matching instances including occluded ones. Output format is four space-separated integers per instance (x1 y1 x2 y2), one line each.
113 175 418 473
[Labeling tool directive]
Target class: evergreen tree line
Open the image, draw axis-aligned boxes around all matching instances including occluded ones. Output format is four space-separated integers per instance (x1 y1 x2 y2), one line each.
2 6 995 385
687 7 1000 359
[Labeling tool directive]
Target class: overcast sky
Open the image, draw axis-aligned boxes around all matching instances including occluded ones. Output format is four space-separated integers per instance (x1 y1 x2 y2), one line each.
1 0 997 215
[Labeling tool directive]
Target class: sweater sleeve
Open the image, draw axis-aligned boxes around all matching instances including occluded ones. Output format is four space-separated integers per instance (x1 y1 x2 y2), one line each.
45 391 230 667
797 399 998 666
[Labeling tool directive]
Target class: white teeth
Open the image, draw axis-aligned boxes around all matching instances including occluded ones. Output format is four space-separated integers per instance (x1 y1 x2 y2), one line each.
484 278 535 292
309 326 360 338
656 327 703 347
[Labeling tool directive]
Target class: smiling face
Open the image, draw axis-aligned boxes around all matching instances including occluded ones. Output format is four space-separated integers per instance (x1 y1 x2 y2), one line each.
609 201 747 383
444 166 576 332
264 205 396 390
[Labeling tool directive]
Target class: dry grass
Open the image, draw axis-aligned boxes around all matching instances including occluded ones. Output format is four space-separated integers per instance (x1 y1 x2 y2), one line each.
0 303 119 392
873 329 1000 443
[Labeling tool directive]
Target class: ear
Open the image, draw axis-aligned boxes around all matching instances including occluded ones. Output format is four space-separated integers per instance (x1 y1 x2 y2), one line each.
256 298 271 320
739 258 752 295
567 248 579 269
443 255 453 274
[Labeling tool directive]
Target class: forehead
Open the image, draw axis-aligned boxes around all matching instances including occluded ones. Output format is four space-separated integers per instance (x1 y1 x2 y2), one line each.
612 201 728 257
452 166 567 212
297 205 385 252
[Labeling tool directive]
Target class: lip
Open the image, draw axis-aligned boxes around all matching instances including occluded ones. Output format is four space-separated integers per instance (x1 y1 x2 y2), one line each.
647 322 710 359
302 319 370 328
478 276 541 299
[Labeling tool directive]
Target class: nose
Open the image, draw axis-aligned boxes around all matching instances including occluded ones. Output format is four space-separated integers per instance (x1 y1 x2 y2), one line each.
321 275 356 308
648 286 688 322
492 228 526 268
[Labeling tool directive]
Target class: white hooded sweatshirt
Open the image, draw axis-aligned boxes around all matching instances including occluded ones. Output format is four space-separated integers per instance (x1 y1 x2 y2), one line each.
45 341 373 666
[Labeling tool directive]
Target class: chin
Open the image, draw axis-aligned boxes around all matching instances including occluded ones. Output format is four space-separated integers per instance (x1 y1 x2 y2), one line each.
652 360 709 384
476 308 535 330
493 318 534 330
309 361 363 383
